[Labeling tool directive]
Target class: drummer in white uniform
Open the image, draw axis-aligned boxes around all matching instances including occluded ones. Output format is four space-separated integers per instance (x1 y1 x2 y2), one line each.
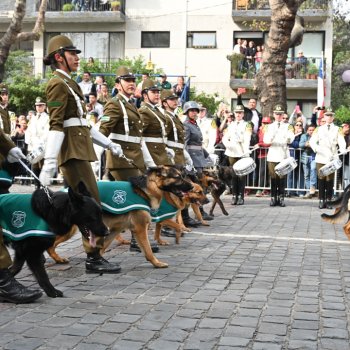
309 108 346 209
263 104 295 207
24 97 50 189
222 104 252 205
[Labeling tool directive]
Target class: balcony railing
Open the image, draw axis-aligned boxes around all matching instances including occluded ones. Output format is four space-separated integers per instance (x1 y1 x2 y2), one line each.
37 0 125 13
229 54 324 81
232 0 329 11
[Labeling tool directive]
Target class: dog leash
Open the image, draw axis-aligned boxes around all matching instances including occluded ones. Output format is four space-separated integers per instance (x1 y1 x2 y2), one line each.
119 154 146 174
17 159 53 203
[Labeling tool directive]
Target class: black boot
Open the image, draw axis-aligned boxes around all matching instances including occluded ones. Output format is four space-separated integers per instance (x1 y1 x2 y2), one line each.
161 226 176 237
318 179 326 209
326 180 334 209
231 176 238 205
199 206 214 220
86 253 121 273
130 236 159 253
0 269 42 303
277 178 286 207
237 177 245 205
270 178 277 207
181 208 201 227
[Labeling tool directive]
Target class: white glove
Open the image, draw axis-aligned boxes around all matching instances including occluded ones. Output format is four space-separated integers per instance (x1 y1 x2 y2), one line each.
165 147 175 160
7 147 26 163
39 130 65 186
183 149 193 170
141 140 156 167
108 142 123 157
90 126 112 149
39 158 57 186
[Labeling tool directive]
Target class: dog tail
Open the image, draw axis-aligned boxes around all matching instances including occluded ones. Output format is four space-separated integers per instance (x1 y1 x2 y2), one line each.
321 184 350 224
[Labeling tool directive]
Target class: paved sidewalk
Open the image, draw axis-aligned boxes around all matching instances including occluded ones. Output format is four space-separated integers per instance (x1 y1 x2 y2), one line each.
1 185 350 350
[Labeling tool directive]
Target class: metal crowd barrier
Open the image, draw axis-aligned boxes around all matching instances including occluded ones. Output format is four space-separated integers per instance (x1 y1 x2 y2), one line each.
13 147 349 195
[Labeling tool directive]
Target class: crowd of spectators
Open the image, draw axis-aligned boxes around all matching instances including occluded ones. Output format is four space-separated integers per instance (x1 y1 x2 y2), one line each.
3 65 348 199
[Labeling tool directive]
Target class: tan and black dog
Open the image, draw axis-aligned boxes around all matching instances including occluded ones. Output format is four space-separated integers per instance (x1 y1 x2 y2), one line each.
154 181 209 245
321 184 350 240
47 166 193 268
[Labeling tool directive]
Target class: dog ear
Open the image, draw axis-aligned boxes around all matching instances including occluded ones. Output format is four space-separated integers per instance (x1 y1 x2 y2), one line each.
68 186 83 203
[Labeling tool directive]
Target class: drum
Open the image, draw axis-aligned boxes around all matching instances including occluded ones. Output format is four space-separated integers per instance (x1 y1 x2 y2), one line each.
26 145 45 164
233 157 256 176
274 157 297 177
319 159 342 177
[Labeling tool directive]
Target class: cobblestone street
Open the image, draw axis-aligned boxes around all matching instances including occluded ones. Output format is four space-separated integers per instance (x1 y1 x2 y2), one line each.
1 184 350 349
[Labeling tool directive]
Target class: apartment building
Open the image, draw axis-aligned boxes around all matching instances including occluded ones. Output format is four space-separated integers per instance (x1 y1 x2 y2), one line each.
0 0 332 115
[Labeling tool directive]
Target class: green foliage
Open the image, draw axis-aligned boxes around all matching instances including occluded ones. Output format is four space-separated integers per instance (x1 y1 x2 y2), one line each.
227 53 245 76
307 64 318 75
77 55 163 88
62 3 74 11
190 88 225 115
334 105 350 126
4 51 46 115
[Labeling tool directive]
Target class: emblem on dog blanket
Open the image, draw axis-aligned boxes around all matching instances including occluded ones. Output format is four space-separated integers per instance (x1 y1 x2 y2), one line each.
97 181 178 222
0 193 54 241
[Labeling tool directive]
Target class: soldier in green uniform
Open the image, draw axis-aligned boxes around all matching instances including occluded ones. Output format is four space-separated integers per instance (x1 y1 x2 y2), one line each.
40 35 123 274
99 66 158 252
0 84 12 137
138 79 174 166
0 127 43 303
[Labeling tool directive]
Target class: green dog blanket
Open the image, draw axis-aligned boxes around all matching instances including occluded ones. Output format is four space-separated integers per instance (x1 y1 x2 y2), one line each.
97 181 178 223
0 193 54 241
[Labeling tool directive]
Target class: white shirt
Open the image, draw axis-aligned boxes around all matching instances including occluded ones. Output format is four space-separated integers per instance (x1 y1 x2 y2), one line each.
309 123 346 164
264 122 295 162
78 80 93 95
25 112 50 153
198 116 216 154
222 120 252 158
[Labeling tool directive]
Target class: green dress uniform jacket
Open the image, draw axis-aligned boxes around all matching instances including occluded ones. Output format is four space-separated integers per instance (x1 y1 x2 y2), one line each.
100 94 145 171
165 110 185 165
46 70 97 167
0 128 14 157
139 102 172 166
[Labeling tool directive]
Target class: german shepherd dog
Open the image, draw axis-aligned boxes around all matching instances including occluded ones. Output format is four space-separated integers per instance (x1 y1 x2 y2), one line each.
321 184 350 240
48 166 193 268
2 182 108 298
153 181 209 245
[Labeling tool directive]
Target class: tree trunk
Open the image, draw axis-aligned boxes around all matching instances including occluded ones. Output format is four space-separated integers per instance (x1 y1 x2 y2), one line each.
255 0 305 116
0 0 47 82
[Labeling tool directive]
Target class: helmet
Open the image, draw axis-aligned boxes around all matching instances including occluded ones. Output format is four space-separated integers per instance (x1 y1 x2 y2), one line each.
160 89 178 102
183 101 200 114
116 66 135 81
46 35 81 56
141 78 160 92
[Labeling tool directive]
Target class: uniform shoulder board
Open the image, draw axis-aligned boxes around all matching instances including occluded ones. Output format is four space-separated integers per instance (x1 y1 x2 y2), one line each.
313 126 319 134
288 124 294 131
339 127 344 136
246 121 253 130
100 115 110 122
210 119 217 129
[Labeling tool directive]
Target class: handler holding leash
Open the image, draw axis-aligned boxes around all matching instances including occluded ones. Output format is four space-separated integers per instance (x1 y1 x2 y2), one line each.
309 108 346 209
0 127 43 303
40 35 123 274
222 104 252 205
264 104 295 207
99 66 159 253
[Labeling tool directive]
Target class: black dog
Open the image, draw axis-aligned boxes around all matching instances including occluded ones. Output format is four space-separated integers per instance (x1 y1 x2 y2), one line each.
1 182 108 298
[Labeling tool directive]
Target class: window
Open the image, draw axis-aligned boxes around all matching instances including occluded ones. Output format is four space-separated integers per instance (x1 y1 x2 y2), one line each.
187 32 216 49
141 32 170 48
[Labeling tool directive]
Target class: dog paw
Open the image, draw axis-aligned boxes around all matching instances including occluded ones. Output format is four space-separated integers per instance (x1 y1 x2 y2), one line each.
46 289 64 298
157 239 170 246
154 261 168 268
201 221 210 226
55 257 70 264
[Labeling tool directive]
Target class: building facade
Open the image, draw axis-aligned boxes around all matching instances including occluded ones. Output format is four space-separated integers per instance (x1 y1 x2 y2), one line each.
0 0 332 115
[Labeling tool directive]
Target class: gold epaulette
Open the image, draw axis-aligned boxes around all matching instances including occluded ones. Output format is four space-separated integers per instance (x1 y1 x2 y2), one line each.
288 124 294 131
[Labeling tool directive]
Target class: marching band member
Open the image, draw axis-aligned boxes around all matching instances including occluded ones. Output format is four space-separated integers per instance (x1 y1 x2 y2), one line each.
264 104 295 207
222 105 252 205
309 108 346 209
